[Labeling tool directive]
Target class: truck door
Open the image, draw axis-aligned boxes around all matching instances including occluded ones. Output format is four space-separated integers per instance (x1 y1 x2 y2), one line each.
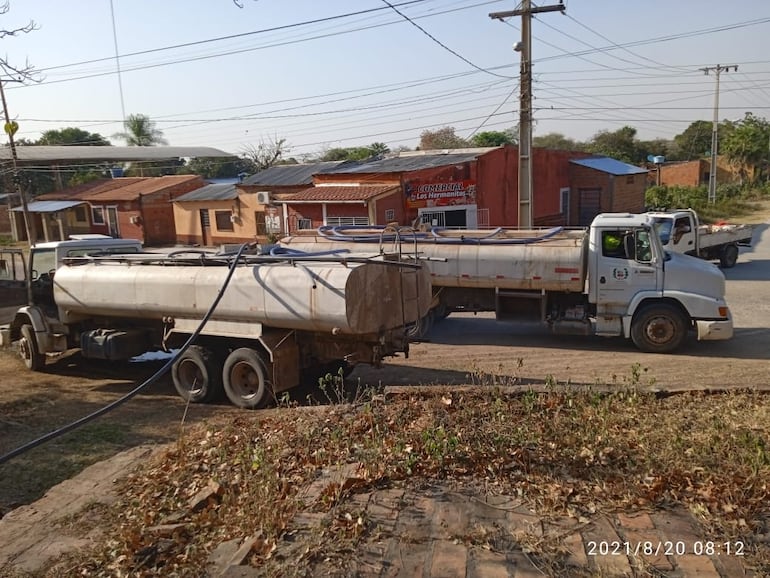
0 249 27 323
671 215 695 254
593 228 661 315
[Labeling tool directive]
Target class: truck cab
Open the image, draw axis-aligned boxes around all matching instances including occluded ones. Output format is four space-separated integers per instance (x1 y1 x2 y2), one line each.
588 213 732 351
647 209 752 268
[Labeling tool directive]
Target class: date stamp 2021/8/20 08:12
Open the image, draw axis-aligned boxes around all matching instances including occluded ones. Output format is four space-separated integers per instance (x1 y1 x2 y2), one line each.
586 540 746 558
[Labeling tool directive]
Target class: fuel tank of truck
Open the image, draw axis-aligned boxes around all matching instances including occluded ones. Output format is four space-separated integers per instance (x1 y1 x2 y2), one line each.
52 259 432 335
279 229 588 292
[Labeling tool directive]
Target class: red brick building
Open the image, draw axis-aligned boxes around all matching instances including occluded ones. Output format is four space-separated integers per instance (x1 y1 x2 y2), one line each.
24 175 205 245
569 158 649 226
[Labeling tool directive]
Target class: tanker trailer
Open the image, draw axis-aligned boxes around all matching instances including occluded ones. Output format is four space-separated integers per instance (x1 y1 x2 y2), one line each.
278 213 734 353
10 252 432 408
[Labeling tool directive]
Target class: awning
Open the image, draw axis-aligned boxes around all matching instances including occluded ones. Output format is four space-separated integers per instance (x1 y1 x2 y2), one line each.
11 200 87 213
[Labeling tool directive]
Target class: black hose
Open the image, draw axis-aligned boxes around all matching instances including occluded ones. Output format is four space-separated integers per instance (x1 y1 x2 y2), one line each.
0 243 250 466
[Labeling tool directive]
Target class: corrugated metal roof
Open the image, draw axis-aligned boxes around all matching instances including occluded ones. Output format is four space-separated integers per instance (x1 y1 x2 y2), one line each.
330 150 490 174
36 175 204 202
175 183 238 202
241 162 345 186
1 146 234 162
282 185 400 203
11 200 86 213
570 157 648 176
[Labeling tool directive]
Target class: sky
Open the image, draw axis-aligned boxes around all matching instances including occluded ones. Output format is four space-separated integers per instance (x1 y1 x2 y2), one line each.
2 0 770 159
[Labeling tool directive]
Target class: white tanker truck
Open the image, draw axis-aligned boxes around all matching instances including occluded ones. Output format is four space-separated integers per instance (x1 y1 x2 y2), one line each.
8 250 431 409
277 213 734 353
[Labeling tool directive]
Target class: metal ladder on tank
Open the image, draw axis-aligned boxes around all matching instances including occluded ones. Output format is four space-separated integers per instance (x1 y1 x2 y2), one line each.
378 225 425 339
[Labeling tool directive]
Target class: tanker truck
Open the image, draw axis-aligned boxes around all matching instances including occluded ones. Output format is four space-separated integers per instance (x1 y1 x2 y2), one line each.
277 213 734 353
8 250 431 409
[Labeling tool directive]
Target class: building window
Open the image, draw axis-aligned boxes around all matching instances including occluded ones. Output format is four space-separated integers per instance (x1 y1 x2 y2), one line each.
74 206 88 223
92 206 105 225
626 175 635 185
214 210 234 232
559 187 570 215
385 208 395 222
297 218 312 230
326 216 369 226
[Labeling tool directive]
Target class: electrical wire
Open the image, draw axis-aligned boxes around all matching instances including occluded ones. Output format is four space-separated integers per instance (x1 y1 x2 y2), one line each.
0 243 249 466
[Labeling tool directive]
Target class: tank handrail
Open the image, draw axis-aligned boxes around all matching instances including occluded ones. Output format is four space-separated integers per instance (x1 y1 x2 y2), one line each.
313 224 565 244
269 246 351 257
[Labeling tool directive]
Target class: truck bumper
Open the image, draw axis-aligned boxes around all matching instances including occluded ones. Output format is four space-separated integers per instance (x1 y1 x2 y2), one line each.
696 318 733 341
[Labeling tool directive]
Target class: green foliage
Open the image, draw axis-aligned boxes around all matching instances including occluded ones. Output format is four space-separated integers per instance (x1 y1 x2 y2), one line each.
112 113 168 146
181 156 245 179
470 129 515 147
671 120 714 160
318 142 390 162
37 127 111 146
721 112 770 182
586 125 641 164
645 183 769 222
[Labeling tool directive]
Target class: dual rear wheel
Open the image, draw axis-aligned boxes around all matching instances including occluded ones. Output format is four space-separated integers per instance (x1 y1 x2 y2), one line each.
172 345 272 409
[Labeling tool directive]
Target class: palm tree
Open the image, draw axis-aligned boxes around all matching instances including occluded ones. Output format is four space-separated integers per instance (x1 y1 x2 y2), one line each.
113 113 168 146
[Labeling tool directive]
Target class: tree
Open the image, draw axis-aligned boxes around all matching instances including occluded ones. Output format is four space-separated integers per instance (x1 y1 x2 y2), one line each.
112 113 168 146
418 127 469 150
317 142 389 162
37 127 111 146
470 130 515 147
671 120 713 161
240 136 289 174
721 112 770 183
587 126 641 164
533 132 582 151
182 156 245 179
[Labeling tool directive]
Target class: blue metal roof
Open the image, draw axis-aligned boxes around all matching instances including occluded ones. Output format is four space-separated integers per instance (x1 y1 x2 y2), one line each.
175 183 238 202
11 200 86 213
570 157 648 176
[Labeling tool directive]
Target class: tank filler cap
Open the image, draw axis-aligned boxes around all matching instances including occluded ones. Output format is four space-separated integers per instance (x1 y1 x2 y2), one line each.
331 327 342 335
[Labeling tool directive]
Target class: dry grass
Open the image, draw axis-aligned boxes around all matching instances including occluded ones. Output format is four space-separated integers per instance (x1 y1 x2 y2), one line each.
44 375 770 577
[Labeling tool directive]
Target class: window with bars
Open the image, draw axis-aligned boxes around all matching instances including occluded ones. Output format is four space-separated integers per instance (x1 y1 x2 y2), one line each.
384 209 395 221
297 218 312 230
214 210 234 232
326 216 369 226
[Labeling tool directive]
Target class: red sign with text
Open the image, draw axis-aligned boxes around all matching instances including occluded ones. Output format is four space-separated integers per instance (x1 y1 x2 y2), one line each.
405 180 477 209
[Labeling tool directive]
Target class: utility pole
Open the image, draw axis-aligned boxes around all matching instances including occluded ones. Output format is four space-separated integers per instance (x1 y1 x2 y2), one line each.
0 79 36 246
700 64 737 204
490 0 565 228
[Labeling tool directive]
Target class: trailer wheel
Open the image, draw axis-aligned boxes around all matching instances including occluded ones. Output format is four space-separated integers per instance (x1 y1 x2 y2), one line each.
171 346 223 403
630 304 687 353
223 348 273 409
719 244 739 268
19 324 45 371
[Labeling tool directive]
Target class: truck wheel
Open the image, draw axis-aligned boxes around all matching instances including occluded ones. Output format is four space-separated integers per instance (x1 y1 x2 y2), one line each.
630 304 687 353
223 348 273 409
19 324 45 371
719 244 739 268
171 346 223 403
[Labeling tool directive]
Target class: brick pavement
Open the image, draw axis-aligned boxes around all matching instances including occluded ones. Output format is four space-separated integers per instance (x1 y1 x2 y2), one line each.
0 448 759 577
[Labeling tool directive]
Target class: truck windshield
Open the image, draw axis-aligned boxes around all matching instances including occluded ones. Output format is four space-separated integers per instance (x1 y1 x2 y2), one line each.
650 218 673 246
30 248 56 279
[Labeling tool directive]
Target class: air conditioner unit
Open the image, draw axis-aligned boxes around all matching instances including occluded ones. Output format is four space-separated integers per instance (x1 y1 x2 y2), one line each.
256 191 272 205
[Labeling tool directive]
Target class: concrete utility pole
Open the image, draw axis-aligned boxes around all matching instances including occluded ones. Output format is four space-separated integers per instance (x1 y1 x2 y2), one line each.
490 0 565 228
700 64 738 204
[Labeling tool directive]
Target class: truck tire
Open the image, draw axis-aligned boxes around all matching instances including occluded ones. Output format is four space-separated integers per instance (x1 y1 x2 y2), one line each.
171 346 223 404
630 303 687 353
19 324 45 371
719 244 739 268
223 348 273 409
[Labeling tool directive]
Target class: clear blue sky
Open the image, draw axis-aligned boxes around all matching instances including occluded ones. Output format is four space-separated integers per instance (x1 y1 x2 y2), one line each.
3 0 769 158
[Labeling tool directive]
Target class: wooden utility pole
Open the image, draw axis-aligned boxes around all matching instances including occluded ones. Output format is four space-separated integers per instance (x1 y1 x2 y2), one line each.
700 64 738 204
0 79 36 244
490 1 565 227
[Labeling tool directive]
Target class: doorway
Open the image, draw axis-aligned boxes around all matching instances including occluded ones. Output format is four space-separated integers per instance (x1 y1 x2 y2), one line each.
106 206 120 237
